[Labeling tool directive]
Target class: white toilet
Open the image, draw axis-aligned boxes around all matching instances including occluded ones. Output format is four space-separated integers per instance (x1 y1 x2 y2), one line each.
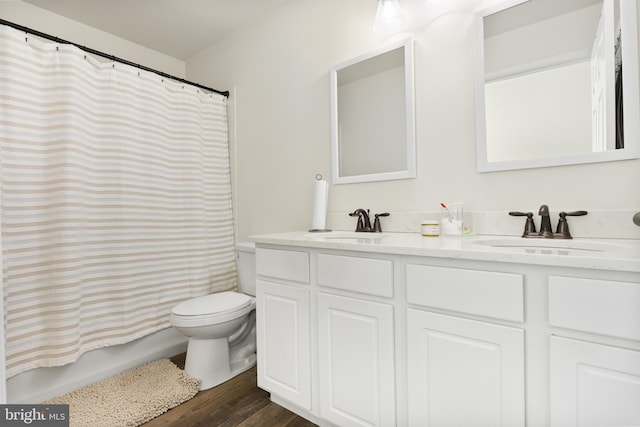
170 242 257 390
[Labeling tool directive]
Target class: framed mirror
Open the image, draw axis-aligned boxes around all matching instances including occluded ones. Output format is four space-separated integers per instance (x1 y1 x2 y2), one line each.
330 39 416 184
474 0 640 172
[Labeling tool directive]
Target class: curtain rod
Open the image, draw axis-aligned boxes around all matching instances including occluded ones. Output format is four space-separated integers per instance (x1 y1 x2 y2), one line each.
0 18 229 98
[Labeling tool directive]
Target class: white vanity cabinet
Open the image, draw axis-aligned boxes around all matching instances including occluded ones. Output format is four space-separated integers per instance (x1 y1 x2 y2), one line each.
255 248 312 410
252 232 640 427
255 247 397 426
548 276 640 426
317 254 396 427
406 264 526 427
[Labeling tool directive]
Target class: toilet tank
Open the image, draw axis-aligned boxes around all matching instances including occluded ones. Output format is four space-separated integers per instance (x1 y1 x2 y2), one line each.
235 242 256 296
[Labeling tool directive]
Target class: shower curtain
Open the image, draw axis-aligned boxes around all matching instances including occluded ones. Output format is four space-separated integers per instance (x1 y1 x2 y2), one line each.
0 26 236 377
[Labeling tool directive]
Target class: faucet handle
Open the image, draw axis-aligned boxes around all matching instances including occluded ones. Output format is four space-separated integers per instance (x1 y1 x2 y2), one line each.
373 212 390 232
509 211 537 237
562 210 588 217
555 210 588 239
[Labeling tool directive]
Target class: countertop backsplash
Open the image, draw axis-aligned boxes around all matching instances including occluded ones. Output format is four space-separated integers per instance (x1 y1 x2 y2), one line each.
327 209 640 239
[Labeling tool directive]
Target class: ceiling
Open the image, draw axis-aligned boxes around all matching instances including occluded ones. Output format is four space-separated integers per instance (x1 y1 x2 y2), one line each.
21 0 288 60
20 0 598 60
484 0 602 37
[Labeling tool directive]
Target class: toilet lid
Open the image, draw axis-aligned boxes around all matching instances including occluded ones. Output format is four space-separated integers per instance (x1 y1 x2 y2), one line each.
172 291 251 316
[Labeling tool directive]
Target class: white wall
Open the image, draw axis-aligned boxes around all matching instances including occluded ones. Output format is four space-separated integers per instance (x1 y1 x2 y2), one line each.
186 0 640 241
0 1 185 76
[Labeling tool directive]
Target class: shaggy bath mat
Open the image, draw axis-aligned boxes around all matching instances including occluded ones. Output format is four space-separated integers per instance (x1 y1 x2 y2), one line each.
44 359 200 427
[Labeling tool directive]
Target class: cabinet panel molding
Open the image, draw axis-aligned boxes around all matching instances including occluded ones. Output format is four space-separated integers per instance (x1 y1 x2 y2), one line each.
406 264 524 322
256 280 311 409
256 248 310 283
550 336 640 426
407 309 525 427
317 253 393 297
549 275 640 340
318 292 396 427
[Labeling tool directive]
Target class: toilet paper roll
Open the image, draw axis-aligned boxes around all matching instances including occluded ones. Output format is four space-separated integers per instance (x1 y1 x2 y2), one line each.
310 179 329 231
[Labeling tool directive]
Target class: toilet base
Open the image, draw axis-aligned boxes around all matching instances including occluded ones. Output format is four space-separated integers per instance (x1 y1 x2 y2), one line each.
185 337 229 390
183 323 257 391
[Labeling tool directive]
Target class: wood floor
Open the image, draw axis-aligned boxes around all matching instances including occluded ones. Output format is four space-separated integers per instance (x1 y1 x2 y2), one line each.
141 353 317 427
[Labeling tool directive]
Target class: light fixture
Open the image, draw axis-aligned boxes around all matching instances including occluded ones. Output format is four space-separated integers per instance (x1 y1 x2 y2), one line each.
374 0 406 33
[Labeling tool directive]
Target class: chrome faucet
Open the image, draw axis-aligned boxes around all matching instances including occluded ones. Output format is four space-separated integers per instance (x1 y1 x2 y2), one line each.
349 209 389 232
509 205 587 239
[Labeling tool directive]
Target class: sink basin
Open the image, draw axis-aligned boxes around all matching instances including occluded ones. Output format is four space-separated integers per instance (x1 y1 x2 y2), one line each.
470 238 632 253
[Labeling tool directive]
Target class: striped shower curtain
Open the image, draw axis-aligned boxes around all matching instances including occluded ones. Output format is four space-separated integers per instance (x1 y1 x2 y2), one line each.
0 26 236 377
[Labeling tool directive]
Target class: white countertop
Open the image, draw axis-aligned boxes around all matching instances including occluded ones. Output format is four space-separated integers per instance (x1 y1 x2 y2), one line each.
250 231 640 273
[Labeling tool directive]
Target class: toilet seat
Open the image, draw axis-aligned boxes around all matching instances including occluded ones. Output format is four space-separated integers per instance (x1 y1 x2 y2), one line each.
171 291 253 327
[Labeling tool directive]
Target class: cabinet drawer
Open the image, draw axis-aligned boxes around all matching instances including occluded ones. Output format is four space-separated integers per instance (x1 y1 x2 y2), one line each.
256 247 309 284
317 254 393 298
406 265 524 322
549 276 640 341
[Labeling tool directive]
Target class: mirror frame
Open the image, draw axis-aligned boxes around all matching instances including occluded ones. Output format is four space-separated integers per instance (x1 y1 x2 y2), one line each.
330 39 416 184
474 0 640 172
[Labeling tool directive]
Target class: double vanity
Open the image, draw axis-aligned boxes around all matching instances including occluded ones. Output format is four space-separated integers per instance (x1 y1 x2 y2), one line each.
254 0 640 423
251 231 640 427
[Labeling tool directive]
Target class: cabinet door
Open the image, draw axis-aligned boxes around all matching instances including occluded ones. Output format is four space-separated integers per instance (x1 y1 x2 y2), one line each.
550 336 640 427
407 309 525 427
256 280 311 410
318 293 395 427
